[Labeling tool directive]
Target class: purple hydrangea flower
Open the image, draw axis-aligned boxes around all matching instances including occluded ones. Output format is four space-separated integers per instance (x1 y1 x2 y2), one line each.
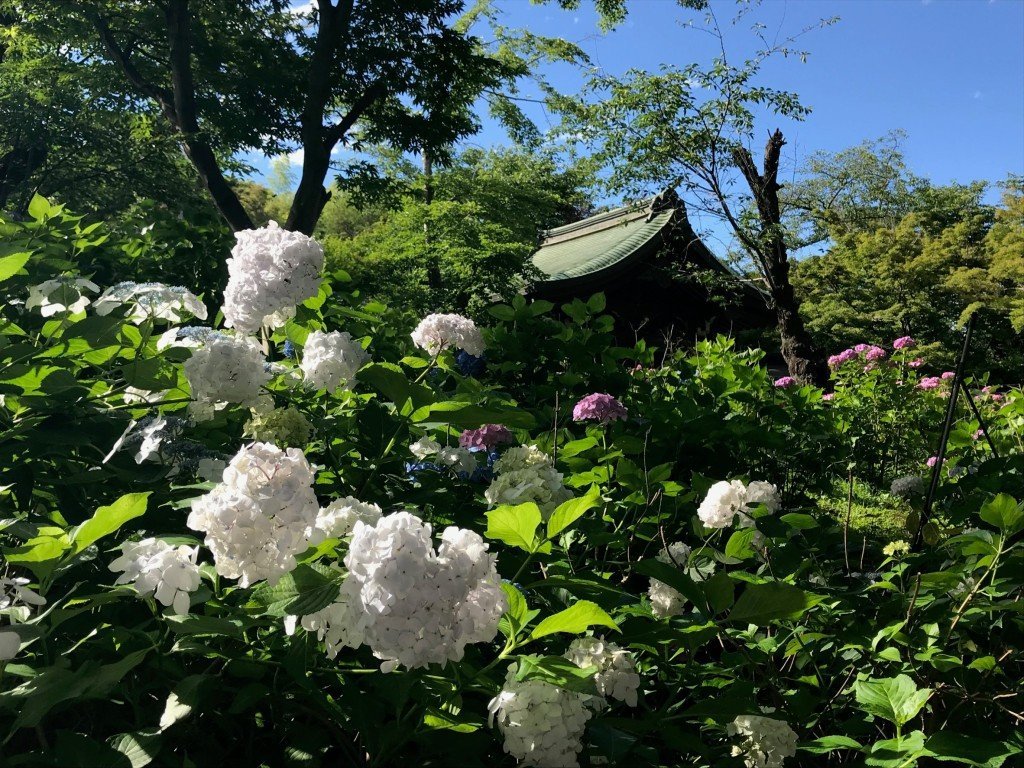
854 343 869 353
893 336 916 350
459 424 515 451
865 346 887 361
828 348 857 368
909 358 924 369
926 456 941 468
941 371 955 380
774 376 796 388
918 377 941 390
572 393 628 424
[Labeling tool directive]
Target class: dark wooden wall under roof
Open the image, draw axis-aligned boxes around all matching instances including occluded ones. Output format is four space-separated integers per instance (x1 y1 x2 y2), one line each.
528 189 773 343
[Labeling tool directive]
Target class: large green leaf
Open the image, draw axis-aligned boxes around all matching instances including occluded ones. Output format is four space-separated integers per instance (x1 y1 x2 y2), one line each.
249 563 341 616
514 655 598 694
411 401 536 430
978 494 1023 535
529 600 618 641
923 732 1021 767
547 486 600 538
357 362 435 410
70 492 151 557
159 675 208 731
485 503 542 552
0 251 31 282
727 582 821 625
854 674 932 726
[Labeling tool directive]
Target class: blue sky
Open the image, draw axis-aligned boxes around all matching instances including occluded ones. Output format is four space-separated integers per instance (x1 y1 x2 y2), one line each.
255 0 1024 204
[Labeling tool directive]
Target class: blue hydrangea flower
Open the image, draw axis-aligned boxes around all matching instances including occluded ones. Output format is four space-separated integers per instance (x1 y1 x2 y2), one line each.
455 349 486 377
282 340 296 359
405 460 444 479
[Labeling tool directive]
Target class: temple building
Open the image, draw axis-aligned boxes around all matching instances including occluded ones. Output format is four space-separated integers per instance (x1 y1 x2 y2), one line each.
529 189 772 342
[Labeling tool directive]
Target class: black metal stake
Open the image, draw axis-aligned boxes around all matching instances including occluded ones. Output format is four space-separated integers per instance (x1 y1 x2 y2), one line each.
913 314 975 552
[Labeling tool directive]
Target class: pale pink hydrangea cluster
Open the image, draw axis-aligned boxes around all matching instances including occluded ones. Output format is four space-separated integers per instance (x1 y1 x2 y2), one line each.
188 442 319 587
485 445 572 516
564 637 641 708
94 281 207 324
459 424 515 451
828 344 886 368
300 330 368 393
727 715 799 768
698 480 780 529
411 313 485 356
0 575 46 661
25 277 99 316
488 662 592 768
917 376 942 390
773 376 796 389
647 542 692 618
893 335 916 350
108 538 201 614
290 512 505 671
183 333 271 421
572 393 628 424
222 221 324 333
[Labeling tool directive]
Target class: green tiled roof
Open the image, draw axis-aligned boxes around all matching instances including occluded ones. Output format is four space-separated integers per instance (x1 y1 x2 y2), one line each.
532 206 675 281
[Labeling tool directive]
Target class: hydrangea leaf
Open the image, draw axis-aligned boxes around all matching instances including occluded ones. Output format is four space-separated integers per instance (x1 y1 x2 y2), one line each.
978 494 1023 535
854 674 931 726
801 735 865 754
547 486 601 539
159 674 208 731
0 251 32 283
69 492 151 557
514 654 599 695
485 503 542 552
923 731 1021 767
865 731 927 767
727 582 822 626
528 600 618 641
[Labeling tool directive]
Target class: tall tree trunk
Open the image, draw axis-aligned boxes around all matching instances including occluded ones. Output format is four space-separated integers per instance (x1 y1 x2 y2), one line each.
89 1 254 232
734 130 829 386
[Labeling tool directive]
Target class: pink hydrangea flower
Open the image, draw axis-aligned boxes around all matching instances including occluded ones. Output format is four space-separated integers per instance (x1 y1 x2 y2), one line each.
918 377 941 390
893 336 916 350
459 424 515 451
941 371 955 380
828 348 857 368
972 429 985 441
926 456 941 468
854 343 869 353
774 376 796 388
822 392 835 401
572 393 628 424
909 358 924 369
865 346 887 361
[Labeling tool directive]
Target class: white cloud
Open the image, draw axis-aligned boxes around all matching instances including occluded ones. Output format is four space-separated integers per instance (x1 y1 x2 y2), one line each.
287 148 305 166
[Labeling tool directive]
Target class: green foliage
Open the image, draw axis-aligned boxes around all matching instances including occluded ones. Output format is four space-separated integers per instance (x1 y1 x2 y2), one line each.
1 206 1022 767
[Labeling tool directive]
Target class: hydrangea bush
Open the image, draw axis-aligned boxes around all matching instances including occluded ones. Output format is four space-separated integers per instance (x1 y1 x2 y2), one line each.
0 200 1022 767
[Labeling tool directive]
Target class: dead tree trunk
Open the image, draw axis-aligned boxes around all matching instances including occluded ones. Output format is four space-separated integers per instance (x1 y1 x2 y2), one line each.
734 130 829 386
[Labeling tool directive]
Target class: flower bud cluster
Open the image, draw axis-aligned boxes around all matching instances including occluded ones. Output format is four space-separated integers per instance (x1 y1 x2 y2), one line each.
564 637 640 707
648 542 692 618
698 480 780 529
488 663 592 768
222 221 324 333
188 442 319 587
485 445 572 516
94 281 207 323
295 512 506 671
183 333 271 422
727 715 798 768
244 406 313 447
411 313 485 356
108 538 201 614
301 330 368 393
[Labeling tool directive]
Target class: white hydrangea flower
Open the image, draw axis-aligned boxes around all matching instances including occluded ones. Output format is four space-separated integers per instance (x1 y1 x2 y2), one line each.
565 637 640 708
488 663 592 768
222 221 324 333
94 281 207 323
108 538 201 614
0 629 19 661
411 313 485 356
187 442 319 587
744 481 781 513
300 330 368 393
25 277 99 316
292 512 506 671
1 575 46 662
183 333 270 422
648 542 691 618
409 437 441 459
485 445 572 516
727 715 798 768
310 495 383 541
698 480 748 528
